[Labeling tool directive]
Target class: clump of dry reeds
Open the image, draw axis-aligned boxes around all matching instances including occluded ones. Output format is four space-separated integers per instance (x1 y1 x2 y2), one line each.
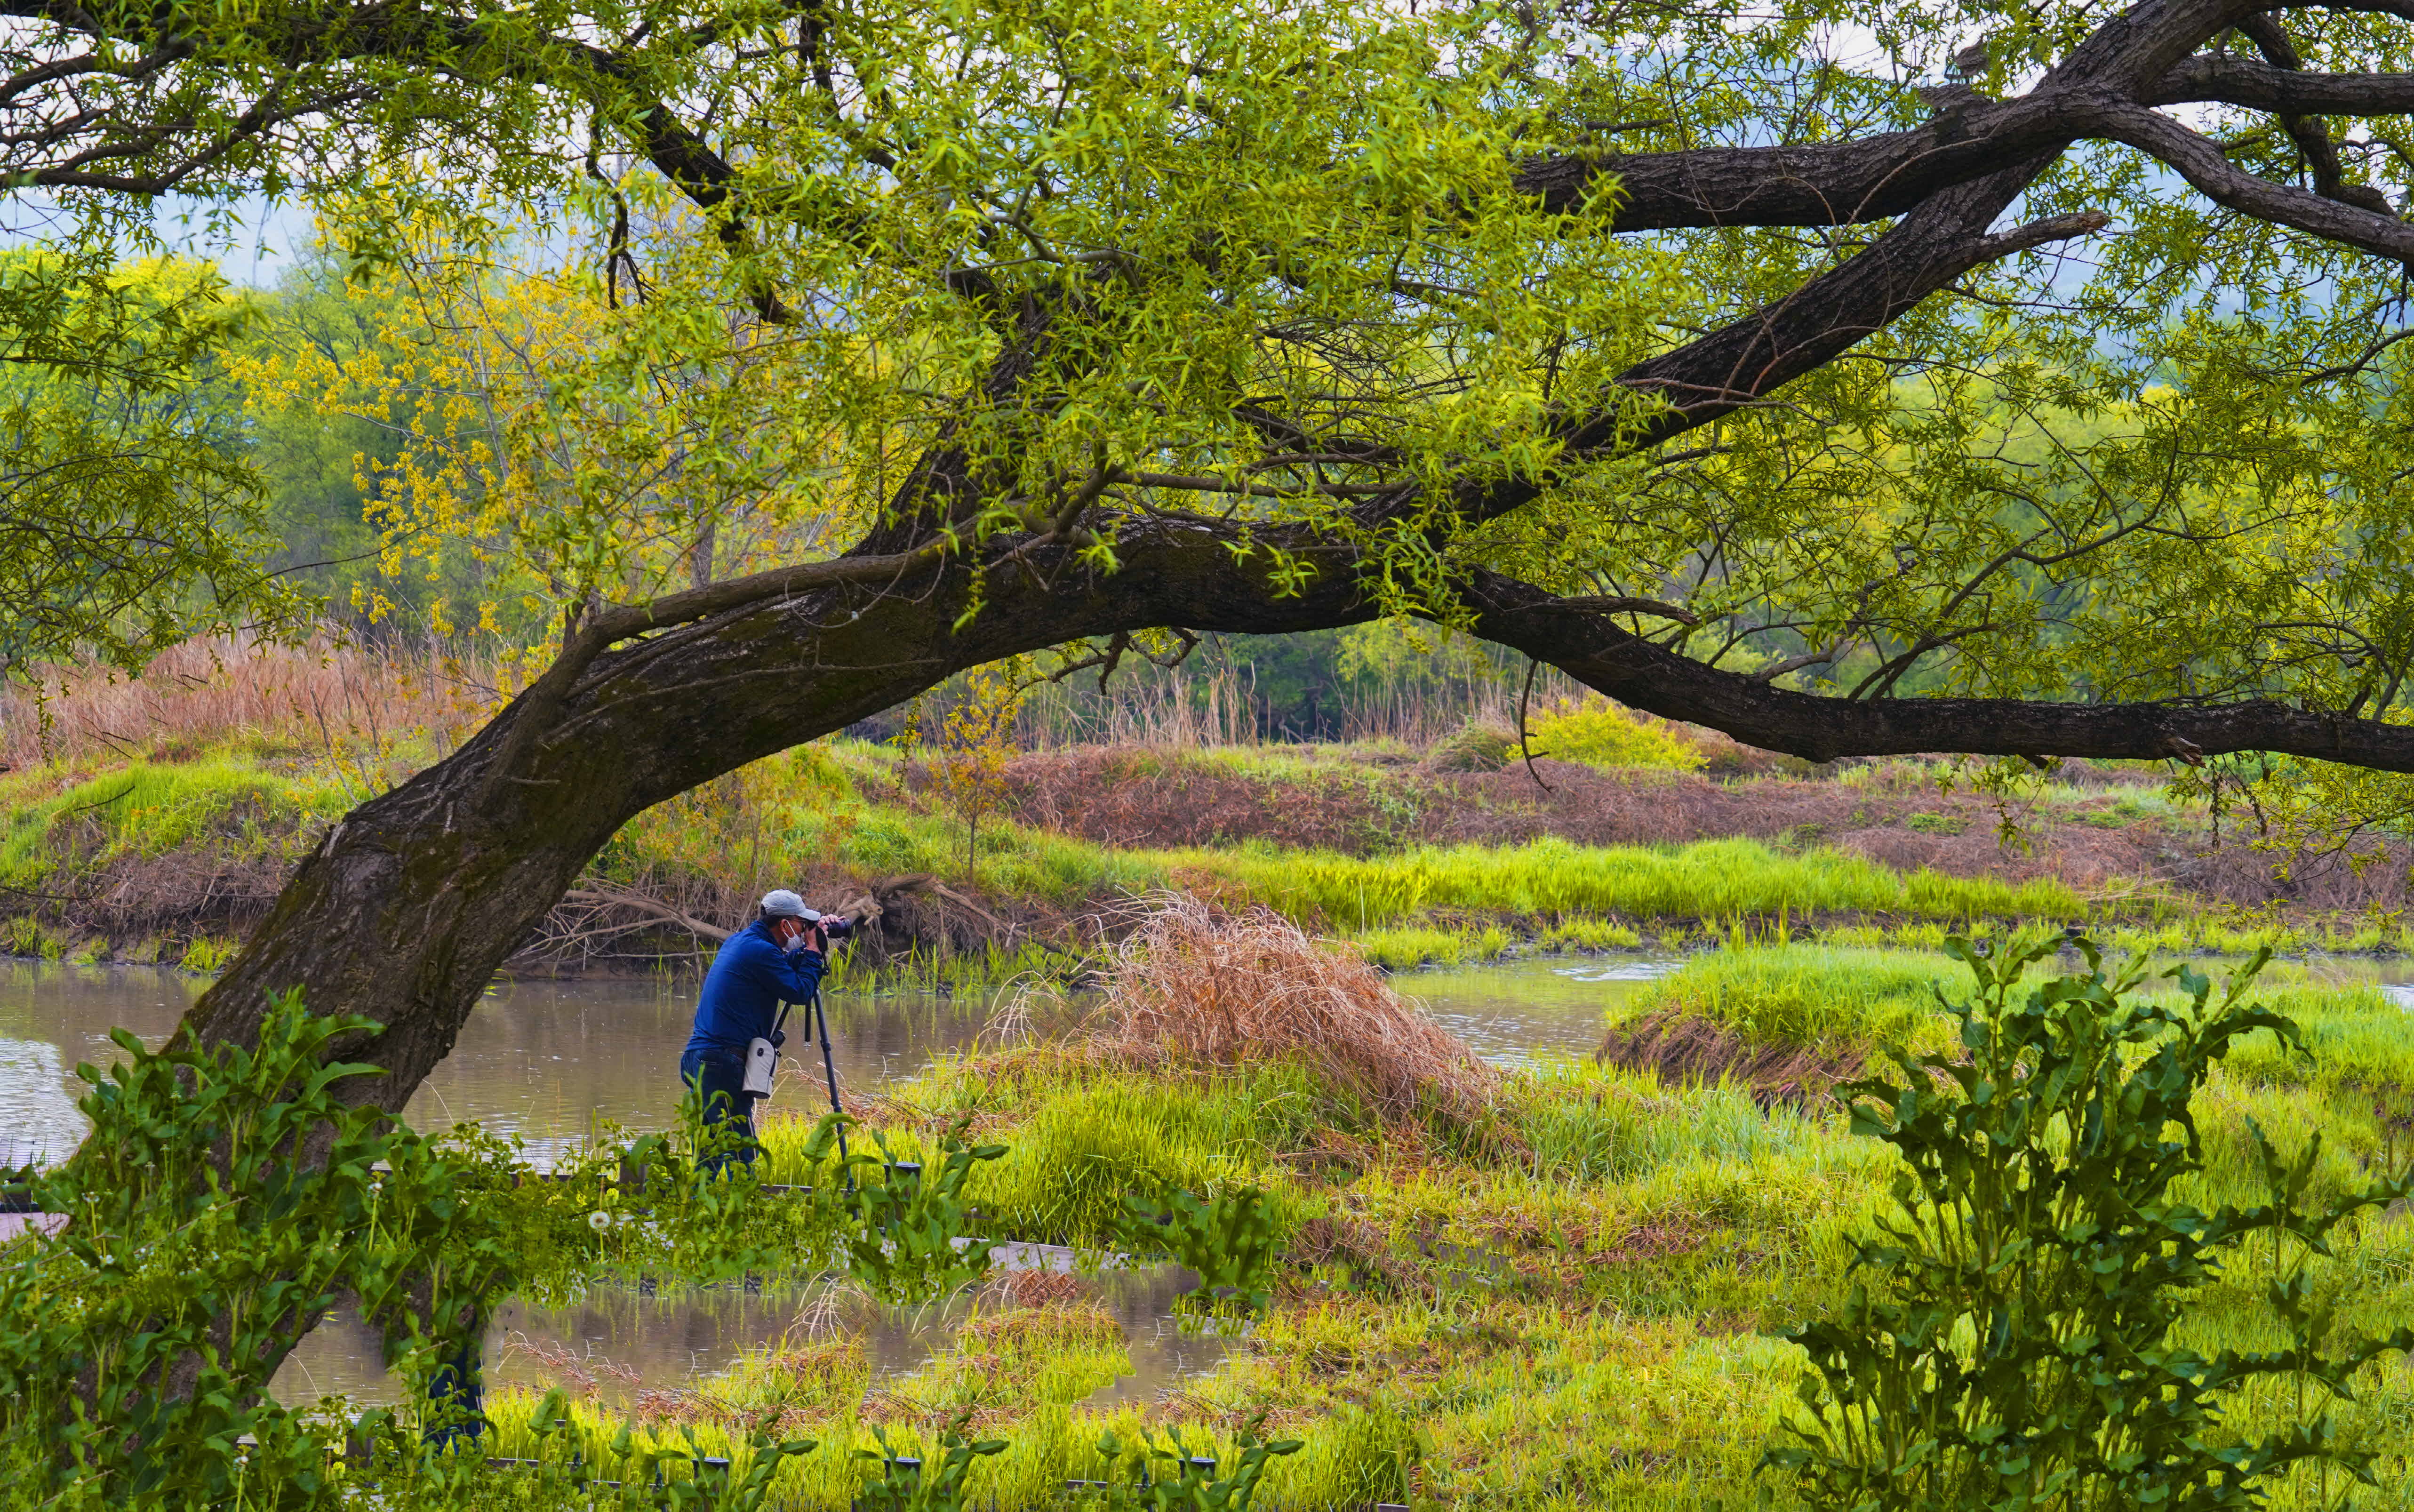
1087 894 1501 1126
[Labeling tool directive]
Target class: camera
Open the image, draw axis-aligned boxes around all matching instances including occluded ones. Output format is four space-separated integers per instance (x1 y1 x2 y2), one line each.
803 909 854 940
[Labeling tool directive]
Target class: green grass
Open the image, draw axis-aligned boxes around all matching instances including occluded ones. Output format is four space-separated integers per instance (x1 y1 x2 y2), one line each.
1155 836 2090 933
302 933 2414 1510
0 757 345 892
760 1057 1347 1245
1347 921 1513 970
1 739 2190 984
731 953 2414 1507
472 1384 1420 1512
1622 943 1966 1050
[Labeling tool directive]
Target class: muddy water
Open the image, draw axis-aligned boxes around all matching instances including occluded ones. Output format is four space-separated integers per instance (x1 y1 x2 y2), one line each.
0 955 1674 1166
1409 956 1686 1063
0 967 990 1168
278 1263 1230 1411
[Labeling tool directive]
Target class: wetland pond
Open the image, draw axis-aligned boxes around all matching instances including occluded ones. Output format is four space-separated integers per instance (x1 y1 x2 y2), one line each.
7 949 2410 1411
0 954 1683 1410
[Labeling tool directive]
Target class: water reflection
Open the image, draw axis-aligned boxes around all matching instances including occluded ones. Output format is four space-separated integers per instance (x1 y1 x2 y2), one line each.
12 952 1660 1416
0 962 992 1168
273 1261 1233 1413
1402 956 1684 1065
0 962 199 1166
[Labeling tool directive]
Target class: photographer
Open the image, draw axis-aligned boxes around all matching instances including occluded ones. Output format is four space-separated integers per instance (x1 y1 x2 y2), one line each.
677 888 846 1164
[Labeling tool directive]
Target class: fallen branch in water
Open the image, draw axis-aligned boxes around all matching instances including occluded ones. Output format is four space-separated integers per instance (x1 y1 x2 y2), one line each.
560 882 731 942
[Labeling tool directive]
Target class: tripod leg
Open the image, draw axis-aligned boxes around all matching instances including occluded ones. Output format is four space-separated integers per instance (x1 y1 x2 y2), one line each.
815 993 852 1191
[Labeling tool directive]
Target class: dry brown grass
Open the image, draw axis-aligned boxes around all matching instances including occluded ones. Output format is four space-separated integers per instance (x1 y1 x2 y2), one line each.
0 634 494 769
1594 1009 1863 1108
1286 1213 1422 1296
954 1298 1121 1351
1086 895 1501 1126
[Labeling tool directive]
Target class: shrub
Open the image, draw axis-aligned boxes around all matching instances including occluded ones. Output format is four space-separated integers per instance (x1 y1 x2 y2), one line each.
1766 935 2414 1509
0 993 509 1506
1423 720 1519 773
1524 697 1705 772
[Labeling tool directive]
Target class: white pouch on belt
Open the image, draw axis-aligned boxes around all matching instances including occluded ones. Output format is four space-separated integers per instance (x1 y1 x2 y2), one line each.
742 1037 778 1096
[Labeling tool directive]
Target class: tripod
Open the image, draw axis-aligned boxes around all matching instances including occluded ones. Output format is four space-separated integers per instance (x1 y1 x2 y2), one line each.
806 989 852 1189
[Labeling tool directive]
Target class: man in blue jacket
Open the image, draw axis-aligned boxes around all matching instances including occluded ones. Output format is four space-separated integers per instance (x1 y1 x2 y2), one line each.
679 888 829 1163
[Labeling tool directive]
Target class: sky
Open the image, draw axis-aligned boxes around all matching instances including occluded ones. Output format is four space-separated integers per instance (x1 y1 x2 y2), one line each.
157 195 320 287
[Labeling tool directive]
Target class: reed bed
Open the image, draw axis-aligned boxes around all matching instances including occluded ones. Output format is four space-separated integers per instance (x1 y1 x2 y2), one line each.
560 941 2414 1511
0 633 489 770
1174 835 2091 933
1595 1008 1865 1107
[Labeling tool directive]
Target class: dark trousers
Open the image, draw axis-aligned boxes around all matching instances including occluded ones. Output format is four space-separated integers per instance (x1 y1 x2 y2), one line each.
678 1048 759 1169
424 1310 486 1447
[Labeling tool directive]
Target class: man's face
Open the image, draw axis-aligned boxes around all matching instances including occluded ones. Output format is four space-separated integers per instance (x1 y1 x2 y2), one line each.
774 915 805 944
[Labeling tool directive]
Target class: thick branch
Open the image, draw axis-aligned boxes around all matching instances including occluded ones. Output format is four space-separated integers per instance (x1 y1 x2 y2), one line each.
478 539 949 799
1512 101 2082 230
2154 55 2414 112
2098 103 2414 258
1393 172 2101 538
1458 569 2414 769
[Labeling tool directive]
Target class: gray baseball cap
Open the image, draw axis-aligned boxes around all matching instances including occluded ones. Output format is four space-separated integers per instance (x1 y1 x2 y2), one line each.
759 888 808 918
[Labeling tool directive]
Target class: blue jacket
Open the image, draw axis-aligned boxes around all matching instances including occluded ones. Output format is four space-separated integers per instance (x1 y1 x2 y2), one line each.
683 919 826 1063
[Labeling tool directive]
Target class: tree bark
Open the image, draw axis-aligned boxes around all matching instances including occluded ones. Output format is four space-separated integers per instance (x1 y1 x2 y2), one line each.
1460 570 2414 768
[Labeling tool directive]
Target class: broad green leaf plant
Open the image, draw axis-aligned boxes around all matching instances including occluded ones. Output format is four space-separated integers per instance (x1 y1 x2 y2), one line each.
857 1414 1009 1512
1081 1420 1304 1512
840 1118 1009 1305
1114 1185 1283 1317
0 992 507 1506
0 997 1003 1505
1765 935 2414 1510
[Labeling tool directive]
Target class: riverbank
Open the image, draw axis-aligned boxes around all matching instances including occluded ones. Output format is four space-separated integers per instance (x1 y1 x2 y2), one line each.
3 732 2411 982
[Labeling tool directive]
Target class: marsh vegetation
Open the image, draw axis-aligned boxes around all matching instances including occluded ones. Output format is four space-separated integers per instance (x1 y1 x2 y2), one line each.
11 647 2414 1509
11 880 2414 1508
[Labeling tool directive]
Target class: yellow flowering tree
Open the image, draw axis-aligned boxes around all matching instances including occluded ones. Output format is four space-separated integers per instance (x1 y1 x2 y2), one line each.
238 230 855 674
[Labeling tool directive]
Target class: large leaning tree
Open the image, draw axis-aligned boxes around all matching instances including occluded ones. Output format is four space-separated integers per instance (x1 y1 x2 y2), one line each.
14 0 2414 1100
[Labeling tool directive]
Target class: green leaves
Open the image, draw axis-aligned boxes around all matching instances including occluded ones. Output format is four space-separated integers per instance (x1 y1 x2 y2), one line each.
1 990 509 1507
1112 1184 1281 1315
1082 1418 1303 1512
1766 933 2414 1510
0 248 308 679
857 1414 1007 1512
839 1118 1009 1305
0 995 1028 1504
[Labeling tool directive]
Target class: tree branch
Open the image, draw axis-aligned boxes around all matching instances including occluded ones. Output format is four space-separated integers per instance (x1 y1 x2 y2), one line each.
1460 569 2414 769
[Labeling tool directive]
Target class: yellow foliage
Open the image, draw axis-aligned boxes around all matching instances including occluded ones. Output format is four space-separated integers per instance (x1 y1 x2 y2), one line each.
231 211 862 641
1525 697 1706 772
903 663 1027 875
